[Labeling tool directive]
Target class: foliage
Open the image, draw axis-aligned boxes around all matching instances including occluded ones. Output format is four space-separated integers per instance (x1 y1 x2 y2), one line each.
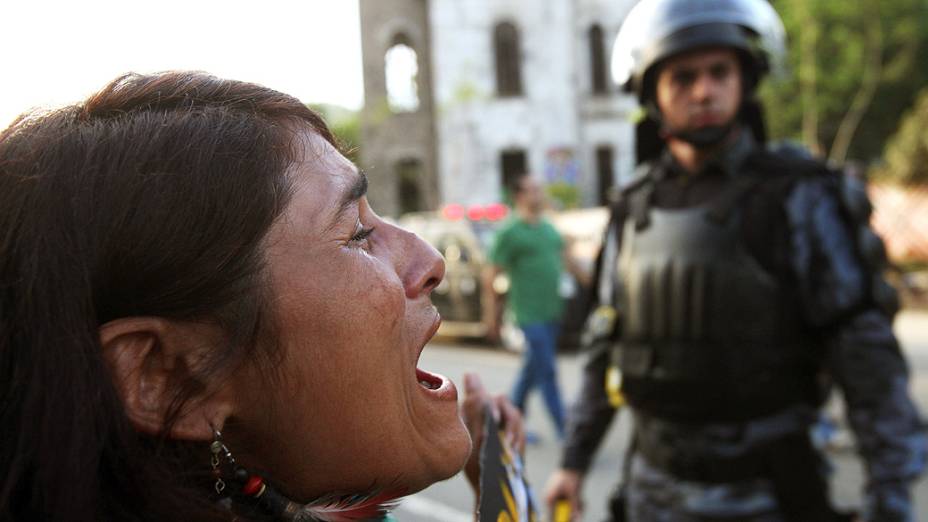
871 87 928 185
760 0 928 164
545 182 580 210
309 104 362 163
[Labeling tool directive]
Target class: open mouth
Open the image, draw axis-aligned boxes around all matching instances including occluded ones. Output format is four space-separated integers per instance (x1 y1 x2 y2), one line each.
410 311 457 400
416 368 442 390
412 358 457 401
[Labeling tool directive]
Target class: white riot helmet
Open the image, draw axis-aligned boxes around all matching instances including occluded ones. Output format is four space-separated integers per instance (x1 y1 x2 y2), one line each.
611 0 786 102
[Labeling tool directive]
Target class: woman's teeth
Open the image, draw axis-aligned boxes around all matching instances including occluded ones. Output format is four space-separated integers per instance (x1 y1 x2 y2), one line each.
416 368 442 390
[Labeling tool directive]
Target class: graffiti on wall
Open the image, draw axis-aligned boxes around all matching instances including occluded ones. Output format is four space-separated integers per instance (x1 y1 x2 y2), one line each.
543 147 578 185
543 147 581 209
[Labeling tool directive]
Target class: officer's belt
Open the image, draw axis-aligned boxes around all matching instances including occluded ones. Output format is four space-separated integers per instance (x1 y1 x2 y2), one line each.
633 413 814 484
637 432 770 482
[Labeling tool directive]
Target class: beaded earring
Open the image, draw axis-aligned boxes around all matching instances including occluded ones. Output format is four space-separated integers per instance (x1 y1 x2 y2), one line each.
209 428 402 522
211 427 313 521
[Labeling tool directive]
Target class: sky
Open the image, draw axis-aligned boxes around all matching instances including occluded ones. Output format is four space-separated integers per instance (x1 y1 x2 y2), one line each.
0 0 364 128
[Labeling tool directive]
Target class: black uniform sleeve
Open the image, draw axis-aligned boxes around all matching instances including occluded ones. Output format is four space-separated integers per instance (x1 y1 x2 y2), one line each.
560 340 618 472
826 311 925 522
559 203 627 473
785 177 926 522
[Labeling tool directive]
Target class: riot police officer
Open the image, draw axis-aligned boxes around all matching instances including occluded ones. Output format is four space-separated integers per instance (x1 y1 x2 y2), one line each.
544 0 926 520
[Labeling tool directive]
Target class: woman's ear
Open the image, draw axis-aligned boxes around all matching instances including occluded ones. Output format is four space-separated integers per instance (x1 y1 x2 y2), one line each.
99 317 235 441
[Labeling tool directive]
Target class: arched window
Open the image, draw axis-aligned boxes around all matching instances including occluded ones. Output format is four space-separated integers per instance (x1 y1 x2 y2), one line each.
494 22 523 97
385 34 420 112
589 25 608 95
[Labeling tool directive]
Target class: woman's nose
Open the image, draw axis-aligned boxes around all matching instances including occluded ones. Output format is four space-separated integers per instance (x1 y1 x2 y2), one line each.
397 227 445 299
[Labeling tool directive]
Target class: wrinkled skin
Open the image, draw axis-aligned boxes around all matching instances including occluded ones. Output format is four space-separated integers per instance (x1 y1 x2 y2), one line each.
229 129 471 500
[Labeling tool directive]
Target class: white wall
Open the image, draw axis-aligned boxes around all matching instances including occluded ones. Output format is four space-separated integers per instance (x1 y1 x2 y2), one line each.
573 0 641 204
430 0 639 207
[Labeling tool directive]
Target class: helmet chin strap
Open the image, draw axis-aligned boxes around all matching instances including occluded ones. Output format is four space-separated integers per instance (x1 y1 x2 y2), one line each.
645 99 738 149
667 122 735 148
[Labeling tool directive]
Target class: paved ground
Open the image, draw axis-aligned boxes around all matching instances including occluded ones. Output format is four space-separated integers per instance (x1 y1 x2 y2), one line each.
393 310 928 521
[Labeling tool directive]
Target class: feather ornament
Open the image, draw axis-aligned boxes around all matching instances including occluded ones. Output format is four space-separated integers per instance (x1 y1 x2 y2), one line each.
297 490 404 522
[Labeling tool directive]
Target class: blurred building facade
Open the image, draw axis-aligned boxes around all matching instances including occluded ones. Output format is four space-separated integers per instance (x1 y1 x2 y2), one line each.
360 0 639 216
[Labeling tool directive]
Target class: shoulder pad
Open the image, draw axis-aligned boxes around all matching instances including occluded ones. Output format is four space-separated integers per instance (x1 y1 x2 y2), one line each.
767 140 815 160
744 147 829 181
800 170 896 316
837 174 873 222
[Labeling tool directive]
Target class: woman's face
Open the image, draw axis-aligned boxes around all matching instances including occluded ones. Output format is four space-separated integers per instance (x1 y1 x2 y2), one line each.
230 128 470 499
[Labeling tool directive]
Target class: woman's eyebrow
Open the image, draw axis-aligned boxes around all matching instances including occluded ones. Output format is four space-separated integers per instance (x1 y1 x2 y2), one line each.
346 170 369 203
329 170 369 229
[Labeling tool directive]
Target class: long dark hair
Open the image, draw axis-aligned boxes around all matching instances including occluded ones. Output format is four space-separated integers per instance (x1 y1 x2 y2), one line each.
0 72 337 521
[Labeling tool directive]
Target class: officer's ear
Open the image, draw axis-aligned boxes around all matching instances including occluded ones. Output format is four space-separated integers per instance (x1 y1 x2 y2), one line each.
99 317 235 440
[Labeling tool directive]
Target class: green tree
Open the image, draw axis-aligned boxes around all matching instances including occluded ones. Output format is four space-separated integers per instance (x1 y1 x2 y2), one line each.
761 0 928 164
545 182 580 210
309 104 362 164
872 87 928 185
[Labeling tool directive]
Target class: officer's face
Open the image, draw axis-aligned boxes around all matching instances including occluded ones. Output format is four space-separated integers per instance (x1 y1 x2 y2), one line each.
655 48 742 134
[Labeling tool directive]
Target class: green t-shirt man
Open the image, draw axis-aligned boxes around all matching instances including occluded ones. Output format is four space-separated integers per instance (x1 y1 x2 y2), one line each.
488 217 564 326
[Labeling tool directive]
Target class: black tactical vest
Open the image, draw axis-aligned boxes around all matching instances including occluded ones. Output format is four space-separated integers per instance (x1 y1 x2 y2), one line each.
614 178 822 423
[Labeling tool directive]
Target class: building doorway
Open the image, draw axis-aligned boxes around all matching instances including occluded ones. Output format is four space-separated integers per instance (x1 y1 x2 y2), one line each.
396 158 424 215
596 145 614 205
500 149 527 203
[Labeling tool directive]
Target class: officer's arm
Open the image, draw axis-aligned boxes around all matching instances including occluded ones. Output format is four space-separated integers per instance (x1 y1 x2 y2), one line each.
786 178 927 522
826 312 924 522
546 341 617 517
560 340 618 473
557 200 627 470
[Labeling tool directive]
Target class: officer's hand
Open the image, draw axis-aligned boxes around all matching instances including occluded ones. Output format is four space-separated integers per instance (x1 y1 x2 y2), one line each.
460 373 525 495
544 468 584 521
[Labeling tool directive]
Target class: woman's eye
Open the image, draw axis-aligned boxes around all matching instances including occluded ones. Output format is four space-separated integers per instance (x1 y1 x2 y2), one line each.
350 223 375 244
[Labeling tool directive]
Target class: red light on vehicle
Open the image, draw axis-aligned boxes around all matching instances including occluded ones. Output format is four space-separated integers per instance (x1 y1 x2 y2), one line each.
442 203 465 221
467 205 486 221
485 203 508 221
